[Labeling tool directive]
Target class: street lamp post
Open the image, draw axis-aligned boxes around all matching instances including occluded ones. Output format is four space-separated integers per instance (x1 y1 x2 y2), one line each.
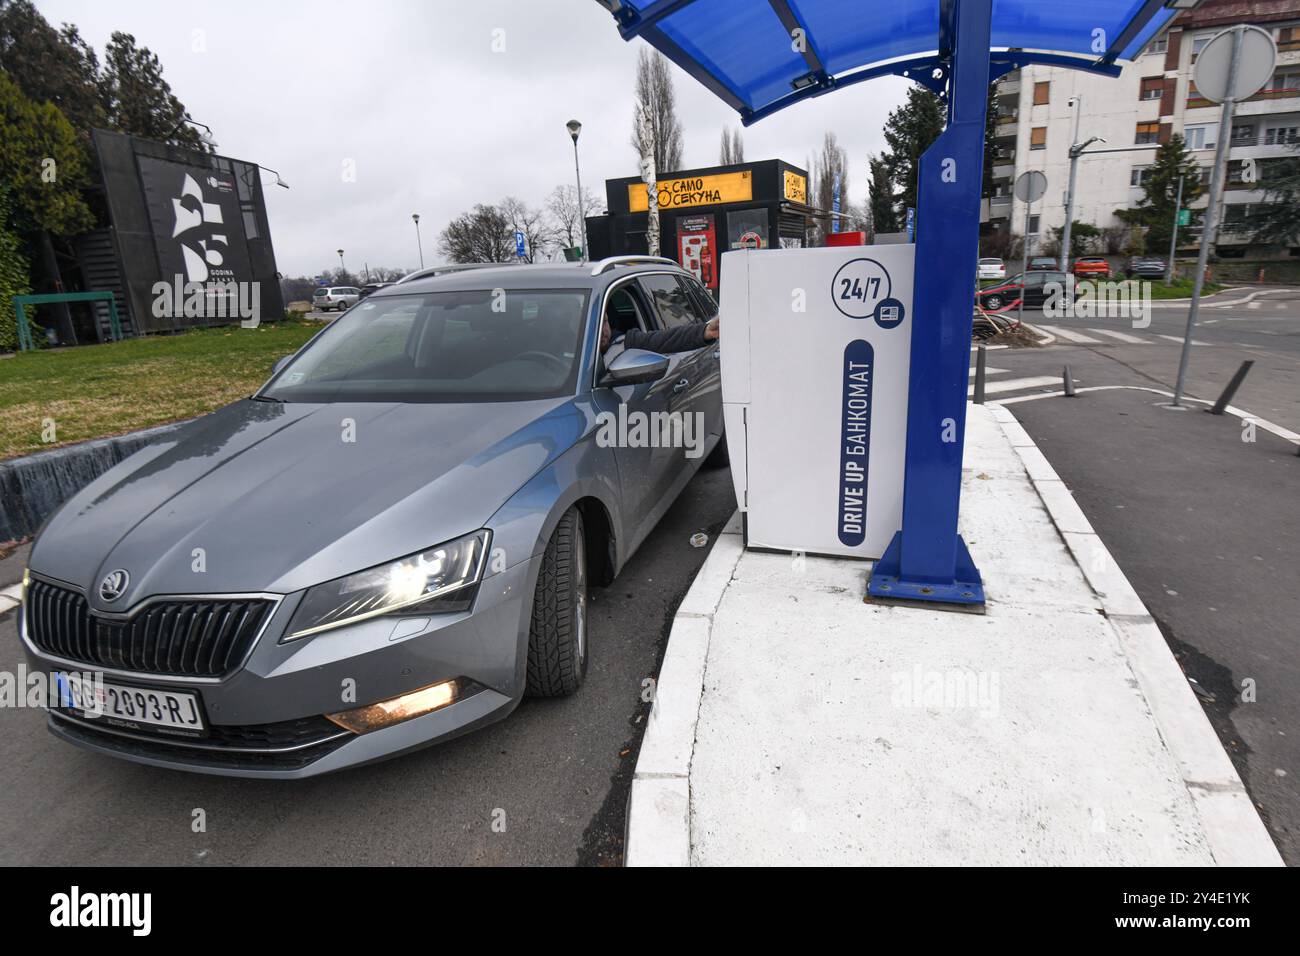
337 249 346 281
566 120 588 262
412 214 424 269
1059 96 1102 272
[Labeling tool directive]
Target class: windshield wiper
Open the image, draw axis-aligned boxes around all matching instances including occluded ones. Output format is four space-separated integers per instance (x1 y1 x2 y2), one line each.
250 394 284 403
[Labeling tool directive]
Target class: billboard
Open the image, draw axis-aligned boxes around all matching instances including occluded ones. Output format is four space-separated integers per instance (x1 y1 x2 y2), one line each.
90 129 282 334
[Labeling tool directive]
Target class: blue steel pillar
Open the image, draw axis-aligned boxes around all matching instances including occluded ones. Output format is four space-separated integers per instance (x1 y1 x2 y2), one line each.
867 0 991 609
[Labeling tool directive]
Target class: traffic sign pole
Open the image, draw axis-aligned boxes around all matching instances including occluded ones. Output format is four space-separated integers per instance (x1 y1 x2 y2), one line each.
1165 174 1184 286
1173 24 1276 408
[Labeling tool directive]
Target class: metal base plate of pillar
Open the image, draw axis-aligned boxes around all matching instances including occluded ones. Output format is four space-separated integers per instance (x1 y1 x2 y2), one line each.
866 531 986 611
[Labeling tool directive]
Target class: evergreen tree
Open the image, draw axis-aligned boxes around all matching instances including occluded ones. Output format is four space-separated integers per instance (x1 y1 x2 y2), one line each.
868 153 899 234
882 86 945 214
1117 134 1202 253
99 32 205 149
1247 149 1300 246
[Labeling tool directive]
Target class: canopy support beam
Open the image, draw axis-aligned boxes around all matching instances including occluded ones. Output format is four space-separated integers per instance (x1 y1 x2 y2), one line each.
867 0 992 609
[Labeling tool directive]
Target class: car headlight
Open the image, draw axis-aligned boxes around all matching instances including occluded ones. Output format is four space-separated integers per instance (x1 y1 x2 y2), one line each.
283 530 490 641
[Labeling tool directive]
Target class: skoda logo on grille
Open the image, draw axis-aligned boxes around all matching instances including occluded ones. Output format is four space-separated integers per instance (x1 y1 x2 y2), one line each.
99 569 130 603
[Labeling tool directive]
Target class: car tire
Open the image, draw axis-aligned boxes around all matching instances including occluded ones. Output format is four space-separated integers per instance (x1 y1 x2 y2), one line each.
525 507 588 698
983 294 1004 311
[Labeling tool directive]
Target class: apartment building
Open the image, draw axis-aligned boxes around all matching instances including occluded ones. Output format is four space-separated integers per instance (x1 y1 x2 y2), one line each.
985 0 1300 259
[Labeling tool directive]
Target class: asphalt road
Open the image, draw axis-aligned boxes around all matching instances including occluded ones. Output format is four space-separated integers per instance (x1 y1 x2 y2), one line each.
976 286 1300 432
980 286 1300 865
0 466 737 867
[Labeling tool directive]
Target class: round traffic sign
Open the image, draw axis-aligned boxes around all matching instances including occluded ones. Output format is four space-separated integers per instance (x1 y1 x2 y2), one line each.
1013 170 1047 203
1193 25 1276 103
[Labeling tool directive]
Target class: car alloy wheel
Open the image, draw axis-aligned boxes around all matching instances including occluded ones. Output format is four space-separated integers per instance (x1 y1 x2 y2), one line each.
983 294 1003 311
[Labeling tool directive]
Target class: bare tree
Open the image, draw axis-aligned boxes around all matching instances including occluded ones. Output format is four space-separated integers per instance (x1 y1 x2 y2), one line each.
546 184 603 252
719 127 744 165
437 204 514 263
501 195 554 263
630 48 683 174
811 131 850 244
635 103 660 256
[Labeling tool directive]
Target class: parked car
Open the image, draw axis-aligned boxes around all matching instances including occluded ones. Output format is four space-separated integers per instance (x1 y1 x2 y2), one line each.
977 270 1072 311
977 257 1006 280
312 286 361 312
359 282 391 298
1126 256 1166 279
1028 257 1059 271
1071 256 1111 279
20 258 726 777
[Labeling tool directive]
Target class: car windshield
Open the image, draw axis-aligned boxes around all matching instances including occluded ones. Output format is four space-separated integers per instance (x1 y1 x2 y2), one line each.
261 288 590 403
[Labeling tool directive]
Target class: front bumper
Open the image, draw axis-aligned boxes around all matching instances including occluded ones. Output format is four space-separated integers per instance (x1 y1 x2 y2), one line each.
21 558 536 778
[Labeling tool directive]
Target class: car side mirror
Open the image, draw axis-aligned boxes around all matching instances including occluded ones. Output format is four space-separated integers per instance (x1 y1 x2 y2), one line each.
272 354 294 375
600 348 669 387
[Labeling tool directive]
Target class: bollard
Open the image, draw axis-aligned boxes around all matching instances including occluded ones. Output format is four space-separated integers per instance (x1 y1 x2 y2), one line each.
1063 365 1076 397
974 344 987 404
1207 360 1254 415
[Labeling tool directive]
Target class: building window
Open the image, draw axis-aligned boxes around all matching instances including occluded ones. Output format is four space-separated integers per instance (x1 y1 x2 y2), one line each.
1030 126 1047 150
1272 69 1300 92
1130 167 1150 187
1230 123 1257 146
1265 126 1300 145
1146 35 1168 56
1033 81 1050 105
1184 123 1217 150
1140 77 1164 101
1279 27 1300 52
1027 214 1040 235
1135 121 1161 145
1191 34 1213 58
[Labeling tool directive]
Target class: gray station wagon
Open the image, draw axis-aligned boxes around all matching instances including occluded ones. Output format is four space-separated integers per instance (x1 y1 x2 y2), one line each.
20 257 726 777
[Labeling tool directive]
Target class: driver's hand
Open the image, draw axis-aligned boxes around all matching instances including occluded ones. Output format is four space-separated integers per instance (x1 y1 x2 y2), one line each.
704 317 719 342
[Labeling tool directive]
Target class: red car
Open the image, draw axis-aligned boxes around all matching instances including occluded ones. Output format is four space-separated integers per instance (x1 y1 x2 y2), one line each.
1072 256 1111 279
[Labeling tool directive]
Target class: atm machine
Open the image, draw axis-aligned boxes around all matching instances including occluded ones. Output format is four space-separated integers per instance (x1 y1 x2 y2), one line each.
720 244 915 559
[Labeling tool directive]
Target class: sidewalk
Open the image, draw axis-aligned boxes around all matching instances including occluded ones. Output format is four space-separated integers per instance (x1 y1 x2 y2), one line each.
626 404 1281 866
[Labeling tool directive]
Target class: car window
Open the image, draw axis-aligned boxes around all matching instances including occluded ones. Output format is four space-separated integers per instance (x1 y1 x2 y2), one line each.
639 274 694 329
263 288 590 403
681 276 716 321
1022 273 1046 287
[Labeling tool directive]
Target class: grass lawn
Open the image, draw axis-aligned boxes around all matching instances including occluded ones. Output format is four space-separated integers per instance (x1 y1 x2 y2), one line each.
0 320 321 461
1145 276 1224 299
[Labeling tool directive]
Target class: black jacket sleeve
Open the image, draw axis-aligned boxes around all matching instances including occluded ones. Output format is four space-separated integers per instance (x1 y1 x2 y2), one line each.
620 322 707 354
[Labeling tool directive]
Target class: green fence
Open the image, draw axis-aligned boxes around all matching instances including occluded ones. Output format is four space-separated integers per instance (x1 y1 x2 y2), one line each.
12 291 124 351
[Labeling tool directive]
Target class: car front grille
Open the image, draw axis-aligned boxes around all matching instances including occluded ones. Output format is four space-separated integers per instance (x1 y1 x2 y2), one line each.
26 579 273 678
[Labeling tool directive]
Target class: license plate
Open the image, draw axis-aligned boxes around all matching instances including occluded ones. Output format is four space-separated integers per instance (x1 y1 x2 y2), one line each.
55 672 205 732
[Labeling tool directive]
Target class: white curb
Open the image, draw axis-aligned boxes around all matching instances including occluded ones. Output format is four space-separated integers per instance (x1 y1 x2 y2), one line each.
625 515 743 867
990 404 1283 866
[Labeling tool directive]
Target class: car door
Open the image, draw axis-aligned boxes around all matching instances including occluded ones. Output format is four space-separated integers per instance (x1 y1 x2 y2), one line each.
593 280 676 542
637 273 714 475
1020 271 1048 307
678 274 723 443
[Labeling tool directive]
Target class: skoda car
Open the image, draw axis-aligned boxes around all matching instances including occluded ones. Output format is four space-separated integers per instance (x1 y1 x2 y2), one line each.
20 257 725 777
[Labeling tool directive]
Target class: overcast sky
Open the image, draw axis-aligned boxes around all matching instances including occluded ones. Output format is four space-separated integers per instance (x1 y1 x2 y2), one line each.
37 0 910 277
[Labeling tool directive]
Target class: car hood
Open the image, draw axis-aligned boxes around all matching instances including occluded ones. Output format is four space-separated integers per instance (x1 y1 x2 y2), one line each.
31 397 583 609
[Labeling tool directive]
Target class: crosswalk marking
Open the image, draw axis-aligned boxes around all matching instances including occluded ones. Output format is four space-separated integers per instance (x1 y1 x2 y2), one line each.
1036 324 1102 344
1090 328 1147 344
1157 333 1211 346
968 366 1011 376
967 375 1061 396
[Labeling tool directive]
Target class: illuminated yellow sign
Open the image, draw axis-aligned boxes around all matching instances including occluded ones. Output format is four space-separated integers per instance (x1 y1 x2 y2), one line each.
628 171 753 211
783 170 807 204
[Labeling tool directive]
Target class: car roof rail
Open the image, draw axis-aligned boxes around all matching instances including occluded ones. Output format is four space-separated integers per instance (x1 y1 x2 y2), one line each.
395 262 518 284
589 255 680 277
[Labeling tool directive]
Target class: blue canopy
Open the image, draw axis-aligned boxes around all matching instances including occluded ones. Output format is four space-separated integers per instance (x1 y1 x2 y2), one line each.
601 0 1178 124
